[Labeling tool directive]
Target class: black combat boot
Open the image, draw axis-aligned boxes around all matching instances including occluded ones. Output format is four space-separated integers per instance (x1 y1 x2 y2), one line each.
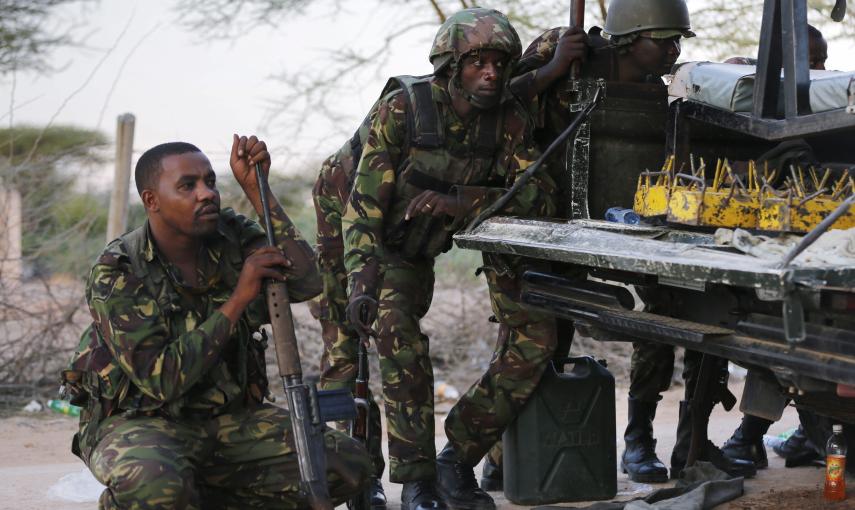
436 443 496 510
479 454 503 492
621 398 668 483
670 400 757 479
721 414 771 468
768 425 823 467
401 480 447 510
370 478 387 508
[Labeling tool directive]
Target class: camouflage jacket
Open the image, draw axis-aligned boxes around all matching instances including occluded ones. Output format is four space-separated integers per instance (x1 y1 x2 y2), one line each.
68 207 320 458
313 113 374 271
342 75 557 299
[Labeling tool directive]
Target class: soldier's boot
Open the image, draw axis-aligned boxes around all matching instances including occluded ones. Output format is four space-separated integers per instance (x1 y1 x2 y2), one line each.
370 478 387 508
437 443 496 510
479 455 502 492
621 398 668 483
401 480 447 510
721 414 771 468
767 425 823 467
670 400 757 479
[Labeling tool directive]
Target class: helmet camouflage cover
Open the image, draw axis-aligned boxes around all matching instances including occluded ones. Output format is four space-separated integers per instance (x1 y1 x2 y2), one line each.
429 8 522 74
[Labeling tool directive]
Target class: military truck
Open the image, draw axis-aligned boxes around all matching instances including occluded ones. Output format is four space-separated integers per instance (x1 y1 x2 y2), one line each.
455 0 855 449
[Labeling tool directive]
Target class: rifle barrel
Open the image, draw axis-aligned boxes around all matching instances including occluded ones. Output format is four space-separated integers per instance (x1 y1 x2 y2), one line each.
569 0 585 78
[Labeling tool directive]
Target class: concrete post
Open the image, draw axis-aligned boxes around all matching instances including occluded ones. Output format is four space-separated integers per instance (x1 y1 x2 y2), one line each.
106 113 135 243
0 186 22 281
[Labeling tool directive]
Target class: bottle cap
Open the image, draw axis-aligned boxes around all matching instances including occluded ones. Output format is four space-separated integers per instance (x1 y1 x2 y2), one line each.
834 424 843 433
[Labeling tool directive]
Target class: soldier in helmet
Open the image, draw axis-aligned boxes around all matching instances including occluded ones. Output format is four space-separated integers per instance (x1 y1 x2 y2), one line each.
62 136 370 509
493 0 757 488
342 8 558 509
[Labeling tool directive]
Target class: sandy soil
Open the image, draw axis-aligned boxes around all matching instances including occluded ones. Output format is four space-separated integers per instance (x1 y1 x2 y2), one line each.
2 380 847 510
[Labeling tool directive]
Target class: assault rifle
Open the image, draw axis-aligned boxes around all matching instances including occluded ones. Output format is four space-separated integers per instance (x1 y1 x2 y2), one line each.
347 336 373 510
255 163 357 510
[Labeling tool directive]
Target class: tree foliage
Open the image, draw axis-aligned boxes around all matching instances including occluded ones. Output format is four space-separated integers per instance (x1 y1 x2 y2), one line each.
0 124 107 388
172 0 854 157
0 125 108 275
0 0 91 75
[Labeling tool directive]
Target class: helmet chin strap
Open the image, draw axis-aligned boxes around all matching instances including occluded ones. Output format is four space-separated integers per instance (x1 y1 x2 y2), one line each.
448 67 501 110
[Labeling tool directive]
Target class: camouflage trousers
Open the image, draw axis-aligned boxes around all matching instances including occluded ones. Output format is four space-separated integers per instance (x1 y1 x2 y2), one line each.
372 253 438 482
86 404 370 509
444 254 558 466
317 259 385 478
629 342 729 403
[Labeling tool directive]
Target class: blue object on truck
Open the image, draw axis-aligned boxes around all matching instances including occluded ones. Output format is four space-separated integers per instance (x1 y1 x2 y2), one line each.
605 207 641 224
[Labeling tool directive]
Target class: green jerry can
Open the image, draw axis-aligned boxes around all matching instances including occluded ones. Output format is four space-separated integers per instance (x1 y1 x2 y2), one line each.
502 356 616 505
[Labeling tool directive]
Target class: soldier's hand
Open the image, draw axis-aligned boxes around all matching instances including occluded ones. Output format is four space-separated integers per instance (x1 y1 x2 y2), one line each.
553 26 588 75
345 295 378 345
230 134 271 198
233 246 291 305
404 190 460 220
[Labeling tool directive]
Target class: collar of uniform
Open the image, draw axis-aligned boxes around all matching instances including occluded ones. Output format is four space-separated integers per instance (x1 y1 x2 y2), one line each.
431 76 452 105
140 212 234 264
142 221 157 263
215 209 240 245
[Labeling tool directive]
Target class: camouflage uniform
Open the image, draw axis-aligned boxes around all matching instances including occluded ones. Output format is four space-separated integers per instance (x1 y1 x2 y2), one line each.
443 254 557 466
313 114 385 478
342 23 557 481
67 207 370 509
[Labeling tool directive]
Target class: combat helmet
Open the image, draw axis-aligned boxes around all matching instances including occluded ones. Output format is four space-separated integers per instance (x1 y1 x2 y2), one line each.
603 0 695 42
429 7 522 108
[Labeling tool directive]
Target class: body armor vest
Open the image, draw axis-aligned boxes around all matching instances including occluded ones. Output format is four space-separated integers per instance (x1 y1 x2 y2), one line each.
348 75 506 259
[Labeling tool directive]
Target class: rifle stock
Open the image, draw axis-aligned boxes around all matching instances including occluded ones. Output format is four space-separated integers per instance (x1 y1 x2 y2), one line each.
352 342 370 441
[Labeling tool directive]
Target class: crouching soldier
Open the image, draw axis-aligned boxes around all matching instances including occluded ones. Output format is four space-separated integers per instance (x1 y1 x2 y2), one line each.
62 136 370 509
342 8 557 509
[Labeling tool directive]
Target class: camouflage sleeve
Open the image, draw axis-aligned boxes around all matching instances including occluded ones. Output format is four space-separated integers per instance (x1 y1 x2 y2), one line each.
86 252 232 403
451 106 557 224
511 26 568 129
342 92 407 298
313 149 351 270
516 27 566 74
240 203 322 303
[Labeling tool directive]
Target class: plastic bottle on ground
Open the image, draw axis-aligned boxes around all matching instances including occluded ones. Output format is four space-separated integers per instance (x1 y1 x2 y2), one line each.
47 399 81 417
824 424 847 501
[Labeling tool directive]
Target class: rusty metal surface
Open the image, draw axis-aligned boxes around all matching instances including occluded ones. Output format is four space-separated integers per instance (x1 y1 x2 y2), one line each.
454 217 855 291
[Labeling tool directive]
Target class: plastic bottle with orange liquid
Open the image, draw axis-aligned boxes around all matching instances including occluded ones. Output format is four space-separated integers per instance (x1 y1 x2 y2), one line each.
825 424 847 501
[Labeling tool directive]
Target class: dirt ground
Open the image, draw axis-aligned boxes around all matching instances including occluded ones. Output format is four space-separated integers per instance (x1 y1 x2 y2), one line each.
2 380 848 510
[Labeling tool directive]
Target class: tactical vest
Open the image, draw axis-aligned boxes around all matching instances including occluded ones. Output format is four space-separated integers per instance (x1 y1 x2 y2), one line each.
63 211 268 461
348 75 506 259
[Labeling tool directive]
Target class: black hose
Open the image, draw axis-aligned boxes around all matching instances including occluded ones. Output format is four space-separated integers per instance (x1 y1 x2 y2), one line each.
464 83 604 232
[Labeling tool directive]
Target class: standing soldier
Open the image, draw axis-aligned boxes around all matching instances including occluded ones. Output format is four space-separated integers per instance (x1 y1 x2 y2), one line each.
342 8 557 510
313 113 387 507
496 0 755 486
